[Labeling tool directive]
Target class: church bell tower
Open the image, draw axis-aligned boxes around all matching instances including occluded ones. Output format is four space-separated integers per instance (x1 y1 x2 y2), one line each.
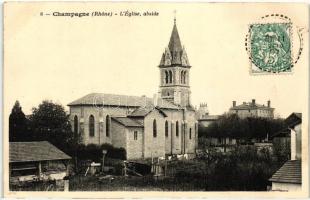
158 18 191 107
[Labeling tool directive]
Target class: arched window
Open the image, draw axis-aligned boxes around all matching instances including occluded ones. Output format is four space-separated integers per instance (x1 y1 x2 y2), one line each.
169 70 173 83
165 71 169 84
189 128 192 139
165 121 169 137
180 71 182 84
180 71 183 84
153 119 157 138
176 121 179 137
89 115 95 137
183 71 187 84
74 115 78 136
106 115 110 137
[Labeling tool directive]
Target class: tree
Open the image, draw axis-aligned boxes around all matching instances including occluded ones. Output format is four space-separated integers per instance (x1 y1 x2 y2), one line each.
29 100 75 152
200 114 286 141
9 101 28 141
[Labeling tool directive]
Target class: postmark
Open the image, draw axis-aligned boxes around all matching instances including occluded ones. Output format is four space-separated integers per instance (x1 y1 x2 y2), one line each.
245 14 305 74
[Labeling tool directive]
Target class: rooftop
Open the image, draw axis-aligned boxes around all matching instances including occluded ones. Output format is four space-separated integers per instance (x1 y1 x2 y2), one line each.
68 93 179 110
230 101 274 110
285 112 302 128
112 117 144 127
159 21 190 67
10 141 71 163
198 115 220 121
269 160 301 184
128 106 167 117
270 128 290 139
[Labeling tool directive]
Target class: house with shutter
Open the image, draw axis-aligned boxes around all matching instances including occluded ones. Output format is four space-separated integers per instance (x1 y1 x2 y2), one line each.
269 113 302 191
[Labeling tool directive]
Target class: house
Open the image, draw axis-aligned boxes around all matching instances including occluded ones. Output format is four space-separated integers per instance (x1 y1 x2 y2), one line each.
197 103 220 128
197 103 220 126
229 99 274 119
9 141 71 190
68 19 198 160
269 113 302 191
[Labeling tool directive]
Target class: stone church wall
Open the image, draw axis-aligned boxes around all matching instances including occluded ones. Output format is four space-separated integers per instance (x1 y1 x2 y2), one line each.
143 110 166 158
126 127 144 160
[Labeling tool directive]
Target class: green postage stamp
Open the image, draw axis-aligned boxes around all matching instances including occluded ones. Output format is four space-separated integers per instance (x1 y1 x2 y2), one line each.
249 23 292 73
246 14 306 74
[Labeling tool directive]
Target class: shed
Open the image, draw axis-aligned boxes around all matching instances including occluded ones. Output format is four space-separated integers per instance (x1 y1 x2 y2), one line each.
10 141 71 184
269 160 301 191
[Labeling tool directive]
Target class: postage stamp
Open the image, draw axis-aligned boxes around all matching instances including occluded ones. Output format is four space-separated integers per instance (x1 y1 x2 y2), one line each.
246 14 306 74
249 23 292 73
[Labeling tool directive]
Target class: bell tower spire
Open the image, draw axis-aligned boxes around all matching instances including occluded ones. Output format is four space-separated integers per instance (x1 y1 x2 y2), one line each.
174 10 176 25
158 17 192 107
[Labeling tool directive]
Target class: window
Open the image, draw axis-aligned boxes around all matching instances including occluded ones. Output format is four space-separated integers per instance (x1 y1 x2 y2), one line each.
106 115 110 137
165 121 169 137
153 119 157 138
180 71 183 84
134 131 138 140
89 115 95 137
74 115 78 136
165 71 169 84
183 71 186 84
176 121 179 137
189 128 192 139
169 70 172 83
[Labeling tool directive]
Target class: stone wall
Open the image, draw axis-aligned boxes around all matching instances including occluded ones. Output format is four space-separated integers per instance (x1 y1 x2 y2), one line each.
143 110 166 158
111 119 127 149
126 127 144 160
70 105 198 159
70 105 136 145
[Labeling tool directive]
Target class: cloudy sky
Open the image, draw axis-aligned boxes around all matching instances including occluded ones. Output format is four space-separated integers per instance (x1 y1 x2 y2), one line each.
4 2 308 118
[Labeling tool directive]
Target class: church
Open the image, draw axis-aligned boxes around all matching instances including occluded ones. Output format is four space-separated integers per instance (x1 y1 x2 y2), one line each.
68 20 198 160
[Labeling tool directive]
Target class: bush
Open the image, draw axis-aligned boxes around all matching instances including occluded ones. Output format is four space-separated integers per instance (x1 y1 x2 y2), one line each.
73 143 126 163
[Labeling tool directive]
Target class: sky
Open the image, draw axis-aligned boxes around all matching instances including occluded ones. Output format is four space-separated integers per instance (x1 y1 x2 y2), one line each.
4 2 309 118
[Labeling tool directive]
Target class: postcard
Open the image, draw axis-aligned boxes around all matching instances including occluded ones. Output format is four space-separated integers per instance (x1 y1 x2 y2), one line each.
3 2 309 198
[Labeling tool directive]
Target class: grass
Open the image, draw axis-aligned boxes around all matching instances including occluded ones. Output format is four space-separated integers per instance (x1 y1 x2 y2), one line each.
69 174 205 191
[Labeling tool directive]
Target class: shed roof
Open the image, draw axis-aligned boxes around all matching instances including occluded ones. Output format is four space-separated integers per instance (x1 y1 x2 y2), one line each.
269 160 301 184
10 141 71 163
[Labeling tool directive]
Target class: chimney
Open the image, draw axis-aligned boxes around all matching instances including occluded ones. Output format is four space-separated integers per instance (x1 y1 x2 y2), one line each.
232 101 236 107
252 99 255 105
267 100 271 107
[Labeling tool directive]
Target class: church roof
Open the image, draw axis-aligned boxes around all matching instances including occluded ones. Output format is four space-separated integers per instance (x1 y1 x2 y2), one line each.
159 21 190 67
112 117 144 127
168 23 182 54
128 106 167 117
68 93 179 110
